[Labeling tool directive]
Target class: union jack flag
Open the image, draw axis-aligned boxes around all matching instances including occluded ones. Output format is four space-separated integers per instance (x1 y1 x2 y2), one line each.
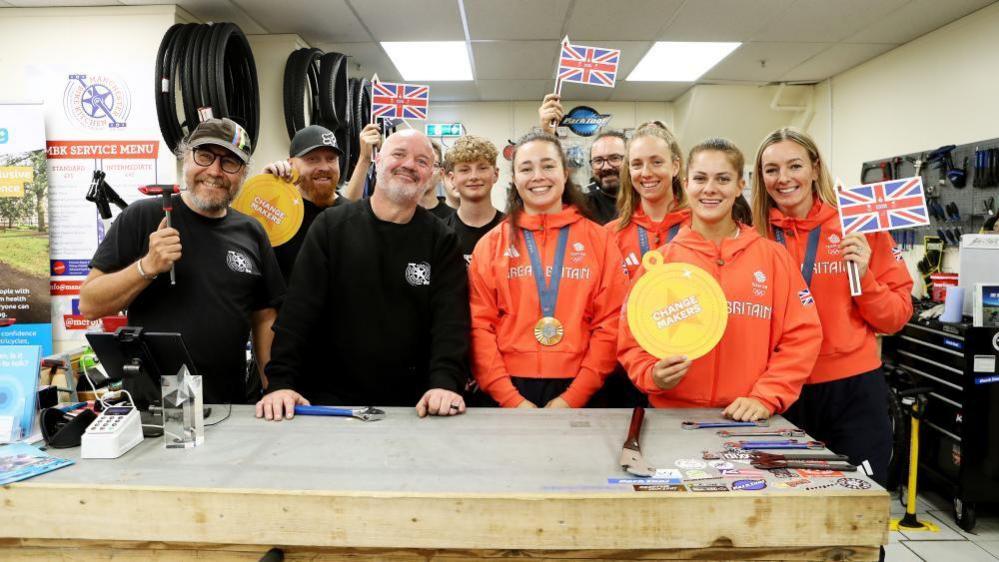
837 177 929 235
798 289 815 306
557 41 620 88
370 81 430 121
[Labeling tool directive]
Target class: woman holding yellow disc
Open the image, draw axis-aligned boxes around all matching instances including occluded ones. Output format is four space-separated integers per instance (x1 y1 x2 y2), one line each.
618 138 822 421
752 128 913 484
469 132 629 408
605 122 690 281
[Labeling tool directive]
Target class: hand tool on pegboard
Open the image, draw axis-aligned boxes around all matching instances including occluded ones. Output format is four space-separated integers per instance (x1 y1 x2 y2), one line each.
929 145 967 188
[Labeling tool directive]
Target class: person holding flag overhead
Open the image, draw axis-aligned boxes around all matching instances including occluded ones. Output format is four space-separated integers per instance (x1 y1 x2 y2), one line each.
751 127 913 484
606 121 691 280
468 132 628 408
618 138 822 421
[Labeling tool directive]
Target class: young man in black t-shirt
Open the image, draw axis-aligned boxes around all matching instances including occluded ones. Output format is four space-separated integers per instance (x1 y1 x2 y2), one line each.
80 119 285 404
441 135 505 265
419 139 456 221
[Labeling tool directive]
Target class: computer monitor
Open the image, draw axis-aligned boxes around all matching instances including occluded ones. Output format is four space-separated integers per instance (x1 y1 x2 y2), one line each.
85 327 197 411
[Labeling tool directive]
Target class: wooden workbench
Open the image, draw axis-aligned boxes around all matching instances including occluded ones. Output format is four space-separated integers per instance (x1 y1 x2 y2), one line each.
0 407 888 560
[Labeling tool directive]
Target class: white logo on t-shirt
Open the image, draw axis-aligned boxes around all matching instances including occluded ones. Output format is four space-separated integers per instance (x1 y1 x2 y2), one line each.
405 262 431 286
226 250 253 274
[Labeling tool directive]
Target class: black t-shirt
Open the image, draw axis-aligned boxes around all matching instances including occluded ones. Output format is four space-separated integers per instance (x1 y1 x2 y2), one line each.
89 195 285 404
585 180 618 225
274 196 345 282
427 198 456 221
266 198 470 406
442 210 505 266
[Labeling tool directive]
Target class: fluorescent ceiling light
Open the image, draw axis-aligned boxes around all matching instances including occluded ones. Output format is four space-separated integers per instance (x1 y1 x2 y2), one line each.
381 41 473 81
627 42 741 82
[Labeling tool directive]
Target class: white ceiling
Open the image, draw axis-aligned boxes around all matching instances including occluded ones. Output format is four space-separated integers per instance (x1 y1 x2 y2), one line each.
3 0 996 101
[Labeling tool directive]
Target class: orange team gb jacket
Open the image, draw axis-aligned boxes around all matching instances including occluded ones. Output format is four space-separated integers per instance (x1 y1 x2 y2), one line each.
605 208 691 280
469 205 629 407
768 201 913 384
618 224 823 413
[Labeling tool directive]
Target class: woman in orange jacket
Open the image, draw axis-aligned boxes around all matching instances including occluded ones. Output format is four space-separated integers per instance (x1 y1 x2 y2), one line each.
752 128 913 484
605 122 690 280
618 138 822 421
469 132 629 408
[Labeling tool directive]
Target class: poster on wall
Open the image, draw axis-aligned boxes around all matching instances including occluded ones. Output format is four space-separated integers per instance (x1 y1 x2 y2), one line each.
26 66 176 349
0 103 52 356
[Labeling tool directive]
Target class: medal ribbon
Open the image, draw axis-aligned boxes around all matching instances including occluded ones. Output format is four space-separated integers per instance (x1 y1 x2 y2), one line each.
638 224 681 256
522 226 570 318
774 226 821 287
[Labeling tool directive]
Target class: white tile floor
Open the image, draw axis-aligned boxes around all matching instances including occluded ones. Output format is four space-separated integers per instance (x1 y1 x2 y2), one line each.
886 491 998 561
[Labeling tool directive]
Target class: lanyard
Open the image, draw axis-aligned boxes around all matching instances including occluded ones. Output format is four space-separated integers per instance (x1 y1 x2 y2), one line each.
522 226 570 318
774 226 821 287
637 223 681 256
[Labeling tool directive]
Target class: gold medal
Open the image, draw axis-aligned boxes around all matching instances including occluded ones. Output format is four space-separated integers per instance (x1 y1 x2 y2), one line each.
534 316 564 346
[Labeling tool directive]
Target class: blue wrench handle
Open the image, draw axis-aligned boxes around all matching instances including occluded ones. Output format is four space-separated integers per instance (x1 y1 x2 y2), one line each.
294 405 355 417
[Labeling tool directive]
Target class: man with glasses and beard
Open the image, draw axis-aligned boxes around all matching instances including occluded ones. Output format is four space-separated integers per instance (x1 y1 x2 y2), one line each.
80 118 285 405
256 129 470 421
538 94 626 224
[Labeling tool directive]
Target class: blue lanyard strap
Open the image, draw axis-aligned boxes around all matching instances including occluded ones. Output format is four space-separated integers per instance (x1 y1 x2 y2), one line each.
637 223 681 256
774 226 821 287
523 226 570 317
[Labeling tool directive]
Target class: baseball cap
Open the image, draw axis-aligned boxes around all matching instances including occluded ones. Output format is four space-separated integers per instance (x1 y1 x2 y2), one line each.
187 118 252 163
289 125 342 158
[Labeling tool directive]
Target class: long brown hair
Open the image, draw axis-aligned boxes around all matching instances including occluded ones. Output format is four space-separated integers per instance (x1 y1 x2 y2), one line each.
751 127 836 237
686 138 753 226
505 131 594 229
616 121 685 231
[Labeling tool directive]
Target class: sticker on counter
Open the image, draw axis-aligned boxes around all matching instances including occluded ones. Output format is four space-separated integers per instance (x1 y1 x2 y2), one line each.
973 355 996 375
654 468 683 480
836 477 872 490
795 468 844 478
609 477 681 485
684 469 712 480
633 484 687 492
690 482 729 492
674 458 706 469
708 460 734 470
731 479 767 491
720 468 768 478
773 478 812 489
768 468 796 479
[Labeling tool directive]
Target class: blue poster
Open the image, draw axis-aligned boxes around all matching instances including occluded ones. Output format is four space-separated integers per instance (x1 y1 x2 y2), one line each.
0 345 41 443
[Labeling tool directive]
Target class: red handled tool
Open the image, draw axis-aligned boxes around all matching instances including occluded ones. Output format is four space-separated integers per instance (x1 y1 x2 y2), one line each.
138 184 181 285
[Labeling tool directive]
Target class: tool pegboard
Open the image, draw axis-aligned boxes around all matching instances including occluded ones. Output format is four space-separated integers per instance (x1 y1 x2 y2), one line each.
860 136 999 249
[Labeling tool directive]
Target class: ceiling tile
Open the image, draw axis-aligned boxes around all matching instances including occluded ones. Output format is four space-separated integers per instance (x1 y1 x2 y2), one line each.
703 42 831 82
476 79 552 101
350 0 464 41
314 42 401 81
464 0 570 40
844 0 996 44
471 41 557 79
566 0 684 41
751 0 909 43
232 0 368 43
609 82 691 102
660 0 794 41
429 82 482 102
780 43 897 82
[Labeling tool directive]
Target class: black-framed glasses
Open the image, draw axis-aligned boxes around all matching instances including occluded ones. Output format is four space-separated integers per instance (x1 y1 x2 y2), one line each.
192 147 244 174
590 154 624 167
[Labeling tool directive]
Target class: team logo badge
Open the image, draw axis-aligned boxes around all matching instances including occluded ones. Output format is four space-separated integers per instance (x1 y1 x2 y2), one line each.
570 241 586 263
321 132 337 147
503 245 520 258
753 271 766 283
752 270 769 296
63 73 131 130
226 250 253 274
405 262 431 286
798 288 815 306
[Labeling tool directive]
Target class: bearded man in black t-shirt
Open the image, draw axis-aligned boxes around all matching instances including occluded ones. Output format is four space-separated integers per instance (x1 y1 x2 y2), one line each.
79 119 285 404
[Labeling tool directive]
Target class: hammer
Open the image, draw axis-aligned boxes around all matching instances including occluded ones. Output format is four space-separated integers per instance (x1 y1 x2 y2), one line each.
138 184 181 285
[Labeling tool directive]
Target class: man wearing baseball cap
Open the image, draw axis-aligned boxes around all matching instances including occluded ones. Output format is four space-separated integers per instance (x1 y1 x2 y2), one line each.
262 124 344 281
80 118 285 405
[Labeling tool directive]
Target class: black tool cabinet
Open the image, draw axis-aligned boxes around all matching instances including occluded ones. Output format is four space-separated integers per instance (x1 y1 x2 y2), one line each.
882 319 999 532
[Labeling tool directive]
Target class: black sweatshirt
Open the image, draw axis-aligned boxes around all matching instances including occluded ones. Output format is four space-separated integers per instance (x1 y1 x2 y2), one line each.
265 198 470 405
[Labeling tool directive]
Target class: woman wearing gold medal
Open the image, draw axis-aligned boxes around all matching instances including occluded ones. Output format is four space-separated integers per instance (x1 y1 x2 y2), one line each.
469 132 629 408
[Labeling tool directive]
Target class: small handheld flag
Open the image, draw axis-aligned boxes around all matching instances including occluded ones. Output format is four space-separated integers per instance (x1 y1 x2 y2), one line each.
370 80 430 121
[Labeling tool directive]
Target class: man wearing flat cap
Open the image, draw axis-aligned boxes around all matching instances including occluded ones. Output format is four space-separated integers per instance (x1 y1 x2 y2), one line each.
80 118 285 404
262 124 345 281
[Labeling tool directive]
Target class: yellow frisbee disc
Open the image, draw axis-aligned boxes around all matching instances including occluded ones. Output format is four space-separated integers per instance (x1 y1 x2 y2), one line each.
231 171 303 247
626 252 728 360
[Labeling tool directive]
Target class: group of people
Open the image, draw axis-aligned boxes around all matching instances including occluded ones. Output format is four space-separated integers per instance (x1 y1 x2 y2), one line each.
79 94 913 486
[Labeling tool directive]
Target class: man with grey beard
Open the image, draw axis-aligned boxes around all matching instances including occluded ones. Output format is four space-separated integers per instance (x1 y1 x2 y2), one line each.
80 118 285 404
257 129 470 420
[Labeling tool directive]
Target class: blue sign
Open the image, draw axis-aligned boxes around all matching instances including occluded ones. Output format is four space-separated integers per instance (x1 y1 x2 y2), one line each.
731 479 767 491
943 338 963 350
0 128 8 144
560 106 611 137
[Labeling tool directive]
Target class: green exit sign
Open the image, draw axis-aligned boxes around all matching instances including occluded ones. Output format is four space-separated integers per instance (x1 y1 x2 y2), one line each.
425 123 464 138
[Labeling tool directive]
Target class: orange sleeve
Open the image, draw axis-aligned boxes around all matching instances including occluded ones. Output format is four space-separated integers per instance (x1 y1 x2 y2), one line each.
853 232 914 335
616 256 666 397
468 234 524 408
562 236 629 407
747 247 823 414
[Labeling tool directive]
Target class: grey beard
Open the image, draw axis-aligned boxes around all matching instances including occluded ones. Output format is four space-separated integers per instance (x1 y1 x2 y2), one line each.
187 188 234 214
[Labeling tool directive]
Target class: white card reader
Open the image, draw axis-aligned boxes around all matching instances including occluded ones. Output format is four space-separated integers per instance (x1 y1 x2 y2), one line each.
81 405 144 459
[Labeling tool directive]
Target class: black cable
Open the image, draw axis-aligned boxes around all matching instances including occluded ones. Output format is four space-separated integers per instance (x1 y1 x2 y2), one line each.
205 402 232 427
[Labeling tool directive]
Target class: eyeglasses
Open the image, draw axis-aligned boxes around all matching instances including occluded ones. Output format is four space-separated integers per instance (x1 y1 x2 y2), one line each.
192 147 244 174
590 154 624 168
